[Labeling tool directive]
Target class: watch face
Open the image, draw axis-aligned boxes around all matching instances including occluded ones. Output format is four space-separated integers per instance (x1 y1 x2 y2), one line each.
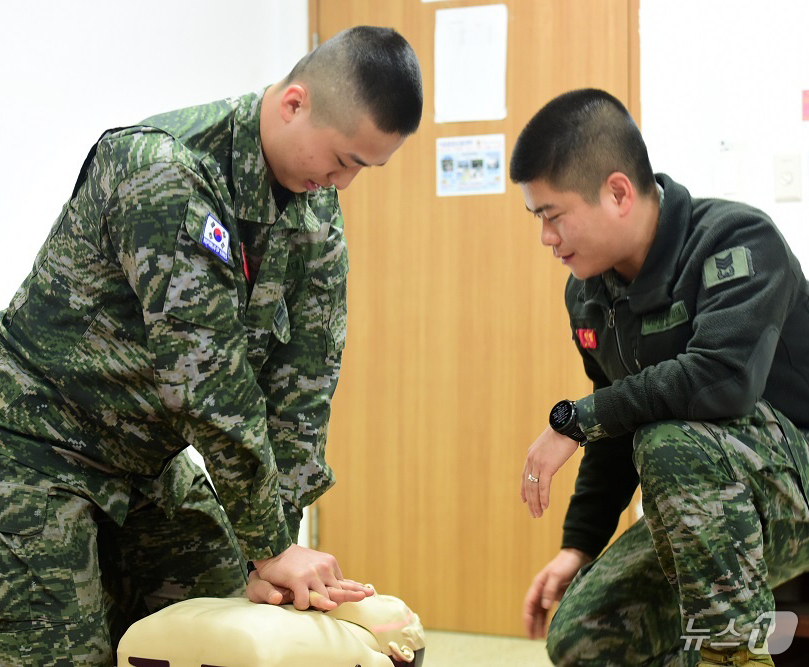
550 400 574 429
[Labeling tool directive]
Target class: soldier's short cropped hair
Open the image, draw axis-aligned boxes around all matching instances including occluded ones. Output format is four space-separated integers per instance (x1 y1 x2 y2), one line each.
285 26 423 137
509 89 656 203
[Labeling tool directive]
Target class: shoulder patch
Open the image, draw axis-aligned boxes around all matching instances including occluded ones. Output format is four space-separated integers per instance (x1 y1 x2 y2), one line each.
201 213 230 263
702 246 752 289
641 300 689 335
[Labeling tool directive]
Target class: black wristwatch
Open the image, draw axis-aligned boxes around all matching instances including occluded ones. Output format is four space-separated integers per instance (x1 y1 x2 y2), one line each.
549 399 587 444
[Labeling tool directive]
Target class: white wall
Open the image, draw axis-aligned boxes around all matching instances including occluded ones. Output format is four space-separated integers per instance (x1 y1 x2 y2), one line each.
0 0 308 306
0 0 311 544
640 0 809 269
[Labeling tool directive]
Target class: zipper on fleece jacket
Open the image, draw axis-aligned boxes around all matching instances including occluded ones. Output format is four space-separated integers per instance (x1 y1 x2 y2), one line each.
606 297 637 375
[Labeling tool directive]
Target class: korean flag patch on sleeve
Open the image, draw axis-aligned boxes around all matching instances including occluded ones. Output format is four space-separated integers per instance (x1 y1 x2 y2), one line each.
201 213 230 263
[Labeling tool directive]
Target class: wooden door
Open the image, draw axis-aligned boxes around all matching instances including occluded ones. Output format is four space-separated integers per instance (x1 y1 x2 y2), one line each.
312 0 640 637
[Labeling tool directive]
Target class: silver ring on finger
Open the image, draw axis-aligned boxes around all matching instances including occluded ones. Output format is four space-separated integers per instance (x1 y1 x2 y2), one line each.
527 473 539 483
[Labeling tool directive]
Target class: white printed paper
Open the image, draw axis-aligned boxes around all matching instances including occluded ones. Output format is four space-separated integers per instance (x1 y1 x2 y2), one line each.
434 4 508 123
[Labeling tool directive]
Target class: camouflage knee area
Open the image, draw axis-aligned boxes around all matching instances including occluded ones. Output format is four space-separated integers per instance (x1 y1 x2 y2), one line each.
547 520 688 666
633 421 732 500
0 478 113 666
101 473 246 618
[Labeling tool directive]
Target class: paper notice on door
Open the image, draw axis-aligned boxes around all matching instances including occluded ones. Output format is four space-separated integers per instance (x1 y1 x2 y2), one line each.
434 4 508 123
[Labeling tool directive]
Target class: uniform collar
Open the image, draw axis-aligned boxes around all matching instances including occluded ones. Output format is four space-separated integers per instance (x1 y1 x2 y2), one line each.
578 173 692 313
625 173 692 313
231 89 274 224
231 88 323 234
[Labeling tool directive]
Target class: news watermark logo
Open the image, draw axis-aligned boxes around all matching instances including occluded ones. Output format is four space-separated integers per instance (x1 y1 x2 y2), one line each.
681 611 799 654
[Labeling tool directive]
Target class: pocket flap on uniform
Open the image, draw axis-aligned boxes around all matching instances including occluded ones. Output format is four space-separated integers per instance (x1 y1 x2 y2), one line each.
0 483 48 536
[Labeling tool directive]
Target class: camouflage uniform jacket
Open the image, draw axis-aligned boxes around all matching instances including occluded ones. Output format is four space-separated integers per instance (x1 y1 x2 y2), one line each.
0 89 348 559
561 173 809 557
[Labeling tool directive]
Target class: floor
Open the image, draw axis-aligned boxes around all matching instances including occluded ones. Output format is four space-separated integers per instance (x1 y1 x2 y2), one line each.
422 632 809 666
423 630 552 666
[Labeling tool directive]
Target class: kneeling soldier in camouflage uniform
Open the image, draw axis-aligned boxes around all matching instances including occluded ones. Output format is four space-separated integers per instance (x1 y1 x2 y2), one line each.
511 89 809 666
0 27 422 666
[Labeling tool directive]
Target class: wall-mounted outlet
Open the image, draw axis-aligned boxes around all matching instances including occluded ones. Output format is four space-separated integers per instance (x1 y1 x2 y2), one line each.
774 154 802 202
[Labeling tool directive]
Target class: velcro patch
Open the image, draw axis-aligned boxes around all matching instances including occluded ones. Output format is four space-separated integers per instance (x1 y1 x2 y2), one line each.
641 300 689 335
201 213 230 263
702 246 752 289
576 328 598 349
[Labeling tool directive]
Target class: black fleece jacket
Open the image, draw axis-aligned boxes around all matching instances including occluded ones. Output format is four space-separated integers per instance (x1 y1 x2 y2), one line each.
561 173 809 558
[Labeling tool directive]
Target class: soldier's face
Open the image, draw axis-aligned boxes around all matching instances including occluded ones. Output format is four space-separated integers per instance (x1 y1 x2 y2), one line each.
520 179 631 280
273 109 405 194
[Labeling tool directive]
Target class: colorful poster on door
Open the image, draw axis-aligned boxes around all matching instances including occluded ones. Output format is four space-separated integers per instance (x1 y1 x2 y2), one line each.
436 134 506 197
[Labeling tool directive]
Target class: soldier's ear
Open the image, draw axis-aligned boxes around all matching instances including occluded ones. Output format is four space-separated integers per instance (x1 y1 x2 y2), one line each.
603 172 634 217
279 85 309 123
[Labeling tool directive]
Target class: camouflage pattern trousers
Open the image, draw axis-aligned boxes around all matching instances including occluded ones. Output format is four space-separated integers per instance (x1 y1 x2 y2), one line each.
547 401 809 666
0 459 246 666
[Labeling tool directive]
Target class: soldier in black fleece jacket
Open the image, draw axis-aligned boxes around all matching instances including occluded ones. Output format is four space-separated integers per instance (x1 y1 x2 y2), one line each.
510 88 809 667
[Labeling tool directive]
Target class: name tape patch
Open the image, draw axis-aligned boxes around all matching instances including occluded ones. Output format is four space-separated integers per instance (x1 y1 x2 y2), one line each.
641 300 690 335
201 213 230 263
